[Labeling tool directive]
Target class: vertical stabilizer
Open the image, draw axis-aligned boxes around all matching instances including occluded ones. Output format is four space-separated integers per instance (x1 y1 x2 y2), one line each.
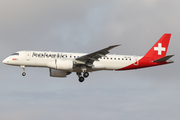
144 33 171 59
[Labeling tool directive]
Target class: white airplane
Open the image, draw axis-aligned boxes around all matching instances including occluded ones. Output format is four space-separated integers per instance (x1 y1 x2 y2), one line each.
3 33 174 82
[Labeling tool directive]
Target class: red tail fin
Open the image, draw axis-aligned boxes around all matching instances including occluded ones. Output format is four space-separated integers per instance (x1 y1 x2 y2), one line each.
144 33 171 59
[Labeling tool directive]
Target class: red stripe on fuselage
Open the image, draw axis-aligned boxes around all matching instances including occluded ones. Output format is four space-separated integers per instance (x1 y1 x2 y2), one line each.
12 58 17 61
116 57 167 71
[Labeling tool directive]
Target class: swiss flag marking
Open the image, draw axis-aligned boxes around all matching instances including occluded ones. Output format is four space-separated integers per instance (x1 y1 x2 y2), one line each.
154 43 166 55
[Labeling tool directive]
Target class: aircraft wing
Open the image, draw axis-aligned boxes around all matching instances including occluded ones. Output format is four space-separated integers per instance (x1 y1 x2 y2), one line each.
74 44 120 67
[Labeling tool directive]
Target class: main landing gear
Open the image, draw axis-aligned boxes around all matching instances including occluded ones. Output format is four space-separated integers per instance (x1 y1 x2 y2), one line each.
76 72 89 82
20 65 26 76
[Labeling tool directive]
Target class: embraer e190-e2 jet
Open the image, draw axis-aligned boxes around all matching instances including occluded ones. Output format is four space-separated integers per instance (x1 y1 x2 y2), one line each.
3 34 174 82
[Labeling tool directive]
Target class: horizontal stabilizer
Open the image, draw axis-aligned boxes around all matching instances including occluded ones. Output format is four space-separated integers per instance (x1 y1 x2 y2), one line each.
153 55 174 63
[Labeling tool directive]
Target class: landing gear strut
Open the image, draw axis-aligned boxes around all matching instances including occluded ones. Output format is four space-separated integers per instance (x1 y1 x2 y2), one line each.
20 65 26 76
76 72 89 82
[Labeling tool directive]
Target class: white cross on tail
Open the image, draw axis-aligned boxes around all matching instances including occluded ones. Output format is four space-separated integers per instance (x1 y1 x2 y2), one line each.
154 43 166 55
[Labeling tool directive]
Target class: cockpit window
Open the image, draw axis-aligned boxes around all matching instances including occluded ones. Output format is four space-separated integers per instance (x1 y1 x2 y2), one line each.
12 53 19 56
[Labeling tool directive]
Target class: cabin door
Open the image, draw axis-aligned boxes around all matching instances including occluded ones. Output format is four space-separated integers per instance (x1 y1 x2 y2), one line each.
26 51 31 61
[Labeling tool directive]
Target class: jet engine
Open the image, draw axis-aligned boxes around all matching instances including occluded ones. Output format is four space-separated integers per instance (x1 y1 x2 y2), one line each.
47 59 73 70
49 69 71 77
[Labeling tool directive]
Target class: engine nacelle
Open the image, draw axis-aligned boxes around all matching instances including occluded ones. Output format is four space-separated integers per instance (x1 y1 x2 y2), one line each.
47 59 73 70
49 69 71 77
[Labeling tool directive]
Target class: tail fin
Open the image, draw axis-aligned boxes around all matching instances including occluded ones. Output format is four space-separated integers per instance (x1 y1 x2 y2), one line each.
144 33 171 59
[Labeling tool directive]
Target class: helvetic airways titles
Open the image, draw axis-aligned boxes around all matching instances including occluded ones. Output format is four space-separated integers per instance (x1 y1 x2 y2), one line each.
32 52 67 58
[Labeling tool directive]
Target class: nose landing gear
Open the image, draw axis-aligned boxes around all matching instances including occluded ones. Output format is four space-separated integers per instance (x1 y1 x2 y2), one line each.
20 65 26 76
22 72 26 76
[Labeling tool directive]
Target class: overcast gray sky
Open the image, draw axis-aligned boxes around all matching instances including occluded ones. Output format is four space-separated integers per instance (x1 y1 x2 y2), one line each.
0 0 179 120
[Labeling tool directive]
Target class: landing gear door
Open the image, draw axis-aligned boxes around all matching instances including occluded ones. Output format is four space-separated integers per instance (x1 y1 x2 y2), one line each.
26 51 31 61
134 56 139 65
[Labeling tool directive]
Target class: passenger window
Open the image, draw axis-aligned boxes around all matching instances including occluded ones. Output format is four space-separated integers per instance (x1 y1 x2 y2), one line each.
122 58 124 60
114 58 116 60
118 58 120 60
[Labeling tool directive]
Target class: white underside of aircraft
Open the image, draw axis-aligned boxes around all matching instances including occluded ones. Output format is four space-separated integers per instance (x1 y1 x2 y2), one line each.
3 34 174 82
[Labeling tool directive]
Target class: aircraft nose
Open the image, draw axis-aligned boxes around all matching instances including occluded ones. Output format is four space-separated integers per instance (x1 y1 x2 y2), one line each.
2 58 9 64
2 59 6 64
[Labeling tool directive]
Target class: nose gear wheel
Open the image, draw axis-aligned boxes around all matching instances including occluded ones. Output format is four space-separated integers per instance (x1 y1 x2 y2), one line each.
20 65 26 76
22 72 26 76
